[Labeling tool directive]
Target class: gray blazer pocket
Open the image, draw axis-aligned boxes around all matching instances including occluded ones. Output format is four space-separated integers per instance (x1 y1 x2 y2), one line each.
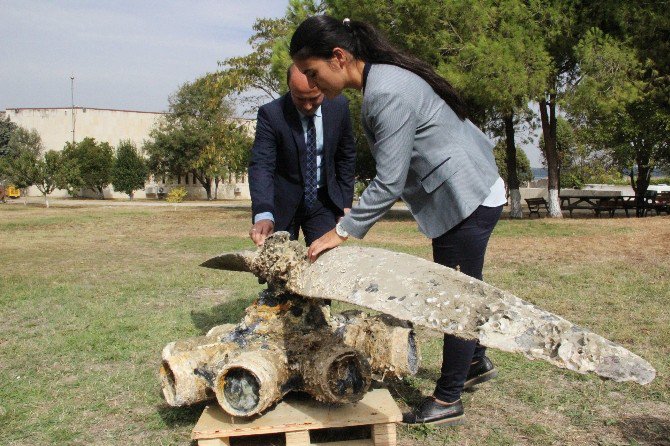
420 157 458 193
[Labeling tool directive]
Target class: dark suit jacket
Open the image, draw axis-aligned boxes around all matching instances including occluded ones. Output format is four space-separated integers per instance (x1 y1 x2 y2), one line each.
248 93 356 231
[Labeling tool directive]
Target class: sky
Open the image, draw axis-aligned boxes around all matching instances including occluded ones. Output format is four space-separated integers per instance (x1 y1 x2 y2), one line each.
0 0 289 113
0 0 543 166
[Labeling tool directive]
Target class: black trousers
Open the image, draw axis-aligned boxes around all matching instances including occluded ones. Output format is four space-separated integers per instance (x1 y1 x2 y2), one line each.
431 204 503 403
286 187 341 246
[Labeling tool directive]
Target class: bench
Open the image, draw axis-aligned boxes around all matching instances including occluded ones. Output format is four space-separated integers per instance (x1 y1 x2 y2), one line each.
644 191 670 216
559 192 631 217
525 197 549 217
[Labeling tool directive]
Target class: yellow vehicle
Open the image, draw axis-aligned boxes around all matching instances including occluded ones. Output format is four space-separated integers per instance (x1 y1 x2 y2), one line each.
6 185 20 199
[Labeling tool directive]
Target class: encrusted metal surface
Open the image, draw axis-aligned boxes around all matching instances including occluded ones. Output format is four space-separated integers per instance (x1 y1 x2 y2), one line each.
204 232 656 386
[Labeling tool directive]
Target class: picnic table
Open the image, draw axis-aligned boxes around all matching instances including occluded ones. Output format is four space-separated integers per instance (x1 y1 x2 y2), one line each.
559 190 635 217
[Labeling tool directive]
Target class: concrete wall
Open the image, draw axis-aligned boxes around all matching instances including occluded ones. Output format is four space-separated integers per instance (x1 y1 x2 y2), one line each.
4 107 254 200
6 107 163 153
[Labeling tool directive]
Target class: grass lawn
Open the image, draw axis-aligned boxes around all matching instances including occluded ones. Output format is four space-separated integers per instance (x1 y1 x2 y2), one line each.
0 203 668 445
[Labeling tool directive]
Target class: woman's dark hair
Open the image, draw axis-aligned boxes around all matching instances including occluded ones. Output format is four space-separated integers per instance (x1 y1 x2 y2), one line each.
290 15 468 121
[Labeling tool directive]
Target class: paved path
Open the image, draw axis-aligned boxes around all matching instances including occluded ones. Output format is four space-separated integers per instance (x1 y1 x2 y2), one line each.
2 197 415 211
3 197 254 208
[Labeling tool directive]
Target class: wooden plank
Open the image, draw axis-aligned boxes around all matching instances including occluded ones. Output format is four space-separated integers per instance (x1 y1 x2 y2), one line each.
372 423 396 446
285 430 310 446
312 440 373 446
198 439 230 446
192 389 402 440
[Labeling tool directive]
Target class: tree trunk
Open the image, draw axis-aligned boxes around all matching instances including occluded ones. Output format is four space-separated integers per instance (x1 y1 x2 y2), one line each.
504 112 522 218
44 194 49 208
194 170 212 200
635 153 652 217
129 191 134 201
539 96 562 217
635 160 652 197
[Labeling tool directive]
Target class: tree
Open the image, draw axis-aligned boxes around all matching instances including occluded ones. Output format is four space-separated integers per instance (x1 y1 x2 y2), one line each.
193 121 253 199
0 115 18 157
5 127 42 159
112 140 148 200
217 0 327 110
216 1 381 184
32 151 78 208
494 141 533 187
218 17 290 108
4 150 37 203
2 127 44 203
328 0 551 216
525 0 588 217
327 0 450 184
62 137 114 198
540 117 623 189
1 128 77 207
145 74 251 200
564 6 670 199
438 0 550 218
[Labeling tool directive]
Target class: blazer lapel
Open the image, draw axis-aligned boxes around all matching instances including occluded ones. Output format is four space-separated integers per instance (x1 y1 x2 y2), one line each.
284 97 308 180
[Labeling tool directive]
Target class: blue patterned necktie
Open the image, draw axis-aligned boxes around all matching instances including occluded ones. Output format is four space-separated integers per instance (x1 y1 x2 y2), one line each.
304 116 318 209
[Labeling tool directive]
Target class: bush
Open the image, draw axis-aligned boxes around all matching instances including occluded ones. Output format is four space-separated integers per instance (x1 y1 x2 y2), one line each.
650 177 670 185
166 186 187 203
354 180 368 200
112 140 148 199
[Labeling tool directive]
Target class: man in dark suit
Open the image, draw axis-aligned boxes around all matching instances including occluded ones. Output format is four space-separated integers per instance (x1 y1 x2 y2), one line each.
248 65 356 247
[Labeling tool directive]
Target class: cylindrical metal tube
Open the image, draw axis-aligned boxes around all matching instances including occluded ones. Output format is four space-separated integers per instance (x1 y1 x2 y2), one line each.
160 334 234 406
214 347 290 417
338 313 420 379
301 344 371 404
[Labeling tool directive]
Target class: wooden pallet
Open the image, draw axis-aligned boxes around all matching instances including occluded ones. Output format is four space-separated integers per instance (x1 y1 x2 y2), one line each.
192 388 402 446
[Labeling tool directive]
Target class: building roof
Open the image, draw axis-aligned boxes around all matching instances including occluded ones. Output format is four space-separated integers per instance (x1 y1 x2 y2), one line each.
3 106 167 115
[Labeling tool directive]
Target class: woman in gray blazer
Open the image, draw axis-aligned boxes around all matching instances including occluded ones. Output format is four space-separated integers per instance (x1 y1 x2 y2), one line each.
290 15 507 426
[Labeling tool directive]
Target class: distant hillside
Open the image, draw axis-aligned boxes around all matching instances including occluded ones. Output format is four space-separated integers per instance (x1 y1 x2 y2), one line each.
532 167 547 179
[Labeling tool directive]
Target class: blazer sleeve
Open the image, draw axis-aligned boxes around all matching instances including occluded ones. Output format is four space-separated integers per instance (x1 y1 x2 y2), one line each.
334 101 356 208
248 106 277 220
339 90 416 238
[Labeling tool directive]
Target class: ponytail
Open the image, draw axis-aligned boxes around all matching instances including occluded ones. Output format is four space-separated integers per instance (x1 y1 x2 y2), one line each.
290 15 468 121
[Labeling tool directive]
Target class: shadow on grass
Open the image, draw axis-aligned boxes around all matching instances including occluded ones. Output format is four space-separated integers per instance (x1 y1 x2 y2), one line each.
190 297 255 334
380 209 415 222
384 376 429 408
619 415 670 446
156 401 208 428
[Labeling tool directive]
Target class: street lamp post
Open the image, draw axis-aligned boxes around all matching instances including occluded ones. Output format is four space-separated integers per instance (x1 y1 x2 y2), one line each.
70 75 75 145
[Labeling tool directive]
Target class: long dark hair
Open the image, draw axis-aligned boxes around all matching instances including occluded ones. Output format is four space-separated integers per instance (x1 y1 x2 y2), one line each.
290 15 468 121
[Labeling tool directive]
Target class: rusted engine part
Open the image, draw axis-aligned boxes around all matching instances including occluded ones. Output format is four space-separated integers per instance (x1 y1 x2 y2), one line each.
160 323 236 406
203 232 656 386
333 310 420 380
160 292 418 416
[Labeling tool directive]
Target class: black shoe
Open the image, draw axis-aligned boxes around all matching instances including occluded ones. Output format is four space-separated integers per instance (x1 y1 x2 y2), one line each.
402 397 464 426
463 356 498 389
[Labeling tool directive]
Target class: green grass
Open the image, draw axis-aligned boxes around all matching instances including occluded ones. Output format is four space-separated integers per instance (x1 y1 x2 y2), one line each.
0 204 668 445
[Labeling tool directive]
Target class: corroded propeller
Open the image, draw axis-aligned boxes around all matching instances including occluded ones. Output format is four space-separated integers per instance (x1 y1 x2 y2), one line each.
203 232 655 385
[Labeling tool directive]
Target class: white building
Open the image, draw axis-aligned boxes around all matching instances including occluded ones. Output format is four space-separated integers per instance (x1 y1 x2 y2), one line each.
3 107 252 200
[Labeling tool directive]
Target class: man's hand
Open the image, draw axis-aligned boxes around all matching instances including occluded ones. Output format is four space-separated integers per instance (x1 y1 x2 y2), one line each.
249 219 274 247
307 228 347 262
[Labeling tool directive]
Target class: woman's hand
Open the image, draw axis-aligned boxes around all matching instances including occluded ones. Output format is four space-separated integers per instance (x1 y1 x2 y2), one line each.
307 228 347 262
